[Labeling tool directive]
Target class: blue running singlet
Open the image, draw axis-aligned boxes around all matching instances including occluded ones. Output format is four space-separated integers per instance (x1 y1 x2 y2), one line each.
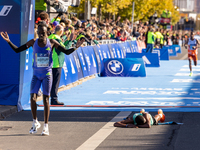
30 38 53 96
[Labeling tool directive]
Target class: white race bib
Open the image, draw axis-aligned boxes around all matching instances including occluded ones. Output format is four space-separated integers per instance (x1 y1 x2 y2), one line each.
37 53 49 67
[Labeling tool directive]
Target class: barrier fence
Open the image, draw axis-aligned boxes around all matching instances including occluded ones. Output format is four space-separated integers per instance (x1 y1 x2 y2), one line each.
19 39 182 109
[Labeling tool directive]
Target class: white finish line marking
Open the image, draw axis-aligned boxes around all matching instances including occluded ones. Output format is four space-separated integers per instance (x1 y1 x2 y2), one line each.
76 111 131 150
180 69 200 71
182 65 200 68
123 97 200 100
175 73 200 76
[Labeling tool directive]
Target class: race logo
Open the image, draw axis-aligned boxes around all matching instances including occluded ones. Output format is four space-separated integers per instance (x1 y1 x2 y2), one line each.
131 64 141 71
169 49 173 53
142 56 151 64
175 47 179 52
0 5 12 16
107 60 124 74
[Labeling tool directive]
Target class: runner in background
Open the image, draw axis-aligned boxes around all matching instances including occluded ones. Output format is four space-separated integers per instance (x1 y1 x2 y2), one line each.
185 32 200 76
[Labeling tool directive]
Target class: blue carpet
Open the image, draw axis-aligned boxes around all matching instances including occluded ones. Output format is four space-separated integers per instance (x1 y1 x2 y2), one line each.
25 60 200 112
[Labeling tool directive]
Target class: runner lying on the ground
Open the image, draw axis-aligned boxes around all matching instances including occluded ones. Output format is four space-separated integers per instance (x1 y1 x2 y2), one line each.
114 109 165 128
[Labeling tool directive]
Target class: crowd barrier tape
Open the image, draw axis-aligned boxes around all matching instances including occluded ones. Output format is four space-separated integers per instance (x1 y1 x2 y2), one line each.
100 58 146 77
153 48 169 60
163 45 177 57
126 53 160 67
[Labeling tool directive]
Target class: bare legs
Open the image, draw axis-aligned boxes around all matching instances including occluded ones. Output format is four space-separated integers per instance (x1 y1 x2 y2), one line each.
189 58 197 72
30 93 50 123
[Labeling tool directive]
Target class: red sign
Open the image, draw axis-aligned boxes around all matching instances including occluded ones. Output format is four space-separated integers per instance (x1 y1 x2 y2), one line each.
160 18 171 24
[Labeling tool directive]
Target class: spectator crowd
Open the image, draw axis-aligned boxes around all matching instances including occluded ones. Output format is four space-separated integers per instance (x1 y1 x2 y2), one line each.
35 11 200 50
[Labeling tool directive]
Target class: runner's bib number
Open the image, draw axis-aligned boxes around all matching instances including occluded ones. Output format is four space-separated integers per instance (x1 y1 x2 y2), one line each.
190 44 196 50
37 53 49 67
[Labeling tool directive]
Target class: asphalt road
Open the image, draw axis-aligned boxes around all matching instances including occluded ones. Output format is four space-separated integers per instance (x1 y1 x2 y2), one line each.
1 47 200 150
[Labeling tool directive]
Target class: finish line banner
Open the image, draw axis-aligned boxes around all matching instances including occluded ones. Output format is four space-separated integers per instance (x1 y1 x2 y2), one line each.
126 53 160 67
100 58 146 77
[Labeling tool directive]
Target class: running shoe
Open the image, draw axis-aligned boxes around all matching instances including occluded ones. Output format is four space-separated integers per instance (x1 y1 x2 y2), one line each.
189 72 193 76
29 121 41 134
158 109 165 122
140 109 145 113
41 126 49 136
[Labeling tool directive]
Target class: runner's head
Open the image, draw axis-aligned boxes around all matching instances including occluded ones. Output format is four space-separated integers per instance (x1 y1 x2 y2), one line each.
37 21 48 41
135 115 146 125
191 31 194 40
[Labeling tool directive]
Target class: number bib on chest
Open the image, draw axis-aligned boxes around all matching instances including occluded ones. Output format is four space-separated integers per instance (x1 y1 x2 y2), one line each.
36 53 49 67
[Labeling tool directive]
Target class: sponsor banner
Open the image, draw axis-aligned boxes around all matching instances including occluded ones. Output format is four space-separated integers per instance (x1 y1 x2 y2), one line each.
124 42 133 53
118 43 129 57
92 45 103 74
129 40 139 53
71 51 83 79
20 0 35 110
110 43 125 58
64 54 79 83
153 48 169 60
163 45 177 56
107 44 118 58
173 45 181 53
126 53 160 67
81 46 98 75
100 58 146 77
76 47 89 77
99 44 112 59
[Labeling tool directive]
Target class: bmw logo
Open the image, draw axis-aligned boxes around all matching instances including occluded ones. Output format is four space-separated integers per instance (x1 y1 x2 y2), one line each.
107 60 124 74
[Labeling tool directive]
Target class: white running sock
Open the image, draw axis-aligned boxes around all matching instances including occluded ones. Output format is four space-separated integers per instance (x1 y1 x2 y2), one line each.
33 119 38 123
44 124 48 128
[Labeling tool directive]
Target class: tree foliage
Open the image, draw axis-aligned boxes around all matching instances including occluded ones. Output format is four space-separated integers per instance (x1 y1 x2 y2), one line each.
68 0 180 24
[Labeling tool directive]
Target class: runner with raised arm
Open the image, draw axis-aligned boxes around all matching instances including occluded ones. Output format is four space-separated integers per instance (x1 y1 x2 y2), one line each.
0 21 84 136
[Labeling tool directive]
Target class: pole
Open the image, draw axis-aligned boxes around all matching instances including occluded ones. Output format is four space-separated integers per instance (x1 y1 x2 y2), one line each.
84 0 87 20
131 2 135 30
87 0 90 20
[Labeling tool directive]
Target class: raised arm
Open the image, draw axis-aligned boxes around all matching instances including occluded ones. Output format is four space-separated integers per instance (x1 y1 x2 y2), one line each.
50 38 85 55
0 32 33 53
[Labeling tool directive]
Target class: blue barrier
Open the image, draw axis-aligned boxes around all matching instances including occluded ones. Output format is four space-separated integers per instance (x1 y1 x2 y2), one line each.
100 58 146 77
110 43 125 58
65 54 79 83
81 46 98 76
129 40 139 53
107 44 118 58
173 45 182 53
153 48 169 60
126 53 160 67
71 51 84 79
99 44 112 59
76 47 89 77
163 46 177 56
